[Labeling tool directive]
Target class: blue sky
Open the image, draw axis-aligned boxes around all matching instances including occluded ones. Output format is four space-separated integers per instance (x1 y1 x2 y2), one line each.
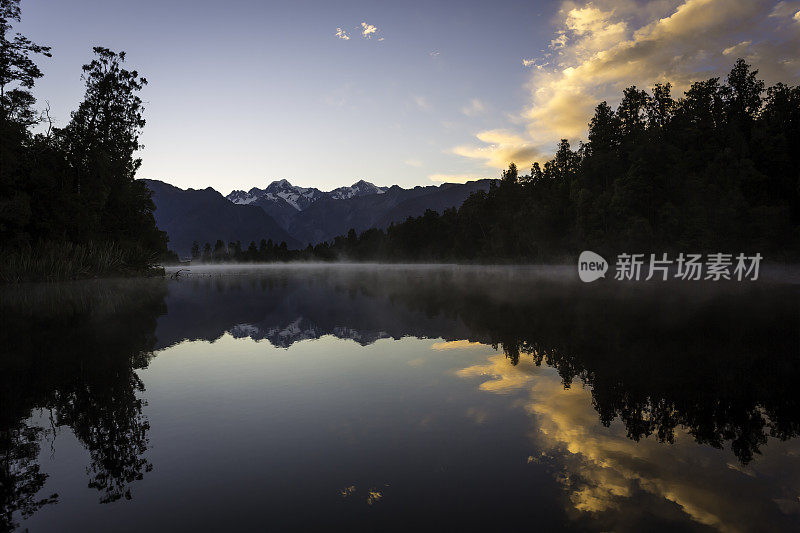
15 0 800 193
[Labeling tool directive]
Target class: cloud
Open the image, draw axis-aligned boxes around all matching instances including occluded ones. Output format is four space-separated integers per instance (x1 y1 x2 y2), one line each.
769 1 800 18
335 27 350 40
461 98 486 116
452 129 545 170
404 158 423 167
413 95 432 110
454 0 800 170
361 22 377 38
723 40 752 56
526 0 800 142
428 174 492 184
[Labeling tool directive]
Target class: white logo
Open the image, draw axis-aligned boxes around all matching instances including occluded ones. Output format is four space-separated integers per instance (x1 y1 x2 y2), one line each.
578 251 608 282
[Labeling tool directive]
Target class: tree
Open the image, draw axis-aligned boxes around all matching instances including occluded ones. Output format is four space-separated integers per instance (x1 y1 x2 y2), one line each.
190 241 200 260
617 86 649 138
213 239 225 261
501 163 518 184
0 0 51 122
588 101 620 153
647 83 675 130
727 58 764 122
49 47 167 261
0 0 51 245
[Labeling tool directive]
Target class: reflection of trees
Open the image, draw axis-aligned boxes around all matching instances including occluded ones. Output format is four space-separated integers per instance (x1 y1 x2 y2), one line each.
398 278 800 465
290 268 797 465
157 267 800 466
55 367 153 503
0 279 167 524
0 422 58 531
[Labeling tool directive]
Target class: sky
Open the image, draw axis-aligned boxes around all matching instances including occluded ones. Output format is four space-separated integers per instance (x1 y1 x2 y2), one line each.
15 0 800 194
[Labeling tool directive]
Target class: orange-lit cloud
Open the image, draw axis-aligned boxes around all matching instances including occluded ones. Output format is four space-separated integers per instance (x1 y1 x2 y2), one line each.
452 129 544 170
453 0 800 170
428 174 492 183
361 22 378 39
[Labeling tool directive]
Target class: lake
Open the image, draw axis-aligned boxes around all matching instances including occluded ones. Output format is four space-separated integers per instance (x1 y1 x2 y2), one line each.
2 264 799 532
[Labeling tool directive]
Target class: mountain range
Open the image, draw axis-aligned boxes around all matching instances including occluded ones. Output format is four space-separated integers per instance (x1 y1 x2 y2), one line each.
143 177 495 257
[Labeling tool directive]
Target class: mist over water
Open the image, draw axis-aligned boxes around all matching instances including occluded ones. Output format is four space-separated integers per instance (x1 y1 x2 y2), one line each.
2 265 799 531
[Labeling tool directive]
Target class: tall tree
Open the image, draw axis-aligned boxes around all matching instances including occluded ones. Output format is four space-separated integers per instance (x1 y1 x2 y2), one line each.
0 0 51 244
0 0 51 122
57 47 165 253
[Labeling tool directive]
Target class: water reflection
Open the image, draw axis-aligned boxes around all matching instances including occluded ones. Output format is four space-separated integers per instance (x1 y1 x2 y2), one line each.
0 265 798 531
1 280 166 530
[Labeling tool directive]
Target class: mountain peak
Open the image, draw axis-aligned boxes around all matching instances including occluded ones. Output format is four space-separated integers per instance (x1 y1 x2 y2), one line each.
265 179 295 192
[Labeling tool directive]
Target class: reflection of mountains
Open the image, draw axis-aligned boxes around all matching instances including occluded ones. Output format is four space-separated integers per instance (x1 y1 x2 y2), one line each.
229 320 390 347
155 272 476 349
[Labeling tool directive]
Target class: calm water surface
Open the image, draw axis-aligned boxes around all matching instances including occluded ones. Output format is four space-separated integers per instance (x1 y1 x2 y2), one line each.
1 265 799 532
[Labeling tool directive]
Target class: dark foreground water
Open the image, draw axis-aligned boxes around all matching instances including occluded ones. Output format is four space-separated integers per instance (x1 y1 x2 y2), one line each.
1 264 799 532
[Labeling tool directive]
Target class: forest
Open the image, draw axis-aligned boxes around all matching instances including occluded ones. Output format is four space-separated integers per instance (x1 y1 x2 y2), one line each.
0 0 171 281
196 58 800 264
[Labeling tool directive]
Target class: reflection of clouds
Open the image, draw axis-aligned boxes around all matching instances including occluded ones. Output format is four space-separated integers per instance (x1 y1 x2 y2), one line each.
431 340 487 351
367 490 383 505
456 354 537 393
458 355 800 532
465 407 489 425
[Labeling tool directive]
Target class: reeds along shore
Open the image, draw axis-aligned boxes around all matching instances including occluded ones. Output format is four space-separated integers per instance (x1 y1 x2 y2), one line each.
0 242 165 283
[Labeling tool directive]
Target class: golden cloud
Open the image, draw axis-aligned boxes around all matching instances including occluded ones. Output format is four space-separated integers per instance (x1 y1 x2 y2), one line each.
361 22 377 39
428 174 492 183
452 0 800 172
452 129 545 170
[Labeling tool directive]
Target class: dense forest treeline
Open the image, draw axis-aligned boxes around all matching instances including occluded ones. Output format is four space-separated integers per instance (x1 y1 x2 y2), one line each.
315 59 799 262
0 0 171 281
191 59 800 264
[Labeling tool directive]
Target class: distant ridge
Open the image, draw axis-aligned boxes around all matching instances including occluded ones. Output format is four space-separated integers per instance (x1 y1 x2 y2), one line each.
143 179 299 257
143 177 496 256
225 178 496 245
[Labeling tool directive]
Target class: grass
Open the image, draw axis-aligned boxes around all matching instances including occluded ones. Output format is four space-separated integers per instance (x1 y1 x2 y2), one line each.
0 241 165 283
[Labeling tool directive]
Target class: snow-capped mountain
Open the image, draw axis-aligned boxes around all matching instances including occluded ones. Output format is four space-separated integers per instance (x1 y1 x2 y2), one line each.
217 177 497 244
328 180 388 200
225 178 392 231
227 179 386 211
